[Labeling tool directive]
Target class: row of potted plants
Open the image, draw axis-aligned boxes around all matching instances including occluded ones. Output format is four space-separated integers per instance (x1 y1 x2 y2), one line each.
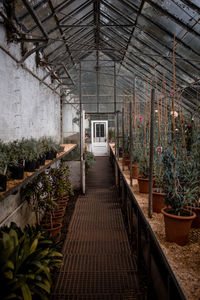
22 164 73 241
122 109 200 245
0 222 63 300
0 137 64 192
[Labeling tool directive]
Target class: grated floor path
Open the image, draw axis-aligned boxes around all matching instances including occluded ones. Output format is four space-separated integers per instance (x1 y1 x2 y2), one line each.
51 157 143 299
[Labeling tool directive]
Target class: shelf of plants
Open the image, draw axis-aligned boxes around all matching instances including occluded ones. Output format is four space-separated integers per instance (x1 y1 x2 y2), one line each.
0 138 76 201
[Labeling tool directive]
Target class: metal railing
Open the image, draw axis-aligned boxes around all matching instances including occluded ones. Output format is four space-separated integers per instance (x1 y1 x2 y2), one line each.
110 148 187 300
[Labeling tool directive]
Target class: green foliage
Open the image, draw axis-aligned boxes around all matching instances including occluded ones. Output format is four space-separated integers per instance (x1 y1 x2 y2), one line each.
22 165 74 225
85 150 95 174
138 152 150 178
0 137 63 169
161 147 199 214
0 223 62 300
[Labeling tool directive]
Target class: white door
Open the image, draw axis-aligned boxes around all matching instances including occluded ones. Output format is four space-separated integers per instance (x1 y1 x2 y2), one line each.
91 121 108 156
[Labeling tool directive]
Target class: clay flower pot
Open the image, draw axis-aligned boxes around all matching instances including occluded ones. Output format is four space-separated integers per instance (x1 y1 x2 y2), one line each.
152 189 166 213
138 177 150 194
161 208 196 246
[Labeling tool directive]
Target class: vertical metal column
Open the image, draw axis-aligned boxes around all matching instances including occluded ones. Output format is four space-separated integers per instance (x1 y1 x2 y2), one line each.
60 95 64 144
96 50 99 113
116 111 119 160
122 107 125 170
129 101 133 186
79 62 85 194
114 62 117 156
148 88 155 218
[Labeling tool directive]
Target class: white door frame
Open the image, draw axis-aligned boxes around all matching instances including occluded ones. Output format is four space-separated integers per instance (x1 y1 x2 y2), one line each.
91 120 108 156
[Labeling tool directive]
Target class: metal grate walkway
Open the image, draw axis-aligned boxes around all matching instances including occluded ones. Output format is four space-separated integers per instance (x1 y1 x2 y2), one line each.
51 157 143 299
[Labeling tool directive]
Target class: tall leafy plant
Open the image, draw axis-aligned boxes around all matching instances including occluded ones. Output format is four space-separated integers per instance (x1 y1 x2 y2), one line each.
0 223 62 300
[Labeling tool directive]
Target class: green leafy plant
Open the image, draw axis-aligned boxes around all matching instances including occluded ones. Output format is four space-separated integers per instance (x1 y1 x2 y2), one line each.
0 222 62 300
138 152 150 178
85 150 95 174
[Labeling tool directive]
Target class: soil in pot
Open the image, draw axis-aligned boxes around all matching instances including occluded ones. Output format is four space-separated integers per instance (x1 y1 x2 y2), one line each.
152 189 166 213
0 174 7 192
161 208 196 246
24 160 36 172
9 165 24 180
138 177 150 194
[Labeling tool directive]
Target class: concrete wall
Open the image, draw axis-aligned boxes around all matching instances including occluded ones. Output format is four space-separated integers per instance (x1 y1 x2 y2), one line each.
0 25 61 142
62 102 79 140
65 161 81 190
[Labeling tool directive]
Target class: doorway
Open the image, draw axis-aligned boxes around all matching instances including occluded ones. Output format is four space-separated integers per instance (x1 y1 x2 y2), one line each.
91 120 108 156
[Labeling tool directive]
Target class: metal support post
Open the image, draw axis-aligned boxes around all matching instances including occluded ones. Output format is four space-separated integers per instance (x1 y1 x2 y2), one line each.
79 62 85 194
116 111 119 160
129 101 133 186
148 88 155 218
122 107 125 170
114 62 117 155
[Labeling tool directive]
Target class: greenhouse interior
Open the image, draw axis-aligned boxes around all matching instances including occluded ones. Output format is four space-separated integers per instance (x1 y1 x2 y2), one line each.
0 0 200 299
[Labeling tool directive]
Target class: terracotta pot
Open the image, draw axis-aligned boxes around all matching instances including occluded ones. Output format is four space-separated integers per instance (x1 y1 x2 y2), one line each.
161 208 196 246
62 195 69 201
57 202 67 210
52 213 64 224
42 222 62 241
128 163 139 179
138 177 150 194
152 190 166 213
54 207 65 216
187 206 200 229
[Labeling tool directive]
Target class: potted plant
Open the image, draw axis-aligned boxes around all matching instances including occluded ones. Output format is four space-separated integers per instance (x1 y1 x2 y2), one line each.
40 172 62 240
137 152 152 193
161 149 196 246
152 146 166 213
128 142 140 179
7 140 25 179
85 150 95 174
0 151 8 192
123 135 130 166
0 222 63 300
179 136 200 228
22 138 37 172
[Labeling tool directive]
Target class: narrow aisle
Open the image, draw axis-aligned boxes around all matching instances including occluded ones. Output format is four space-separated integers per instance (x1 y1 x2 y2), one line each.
51 157 143 299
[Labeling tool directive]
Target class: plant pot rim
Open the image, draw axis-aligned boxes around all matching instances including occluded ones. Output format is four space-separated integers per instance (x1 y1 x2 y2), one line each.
41 222 62 230
161 207 196 220
186 205 200 210
152 189 166 196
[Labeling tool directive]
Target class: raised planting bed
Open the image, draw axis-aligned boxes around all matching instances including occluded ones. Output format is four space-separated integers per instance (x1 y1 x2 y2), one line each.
110 144 200 300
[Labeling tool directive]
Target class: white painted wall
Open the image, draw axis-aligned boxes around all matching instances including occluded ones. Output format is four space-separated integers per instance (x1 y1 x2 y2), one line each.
0 25 61 142
62 102 79 139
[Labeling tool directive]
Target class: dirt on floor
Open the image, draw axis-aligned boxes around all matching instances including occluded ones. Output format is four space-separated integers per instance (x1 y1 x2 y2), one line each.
122 166 200 300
